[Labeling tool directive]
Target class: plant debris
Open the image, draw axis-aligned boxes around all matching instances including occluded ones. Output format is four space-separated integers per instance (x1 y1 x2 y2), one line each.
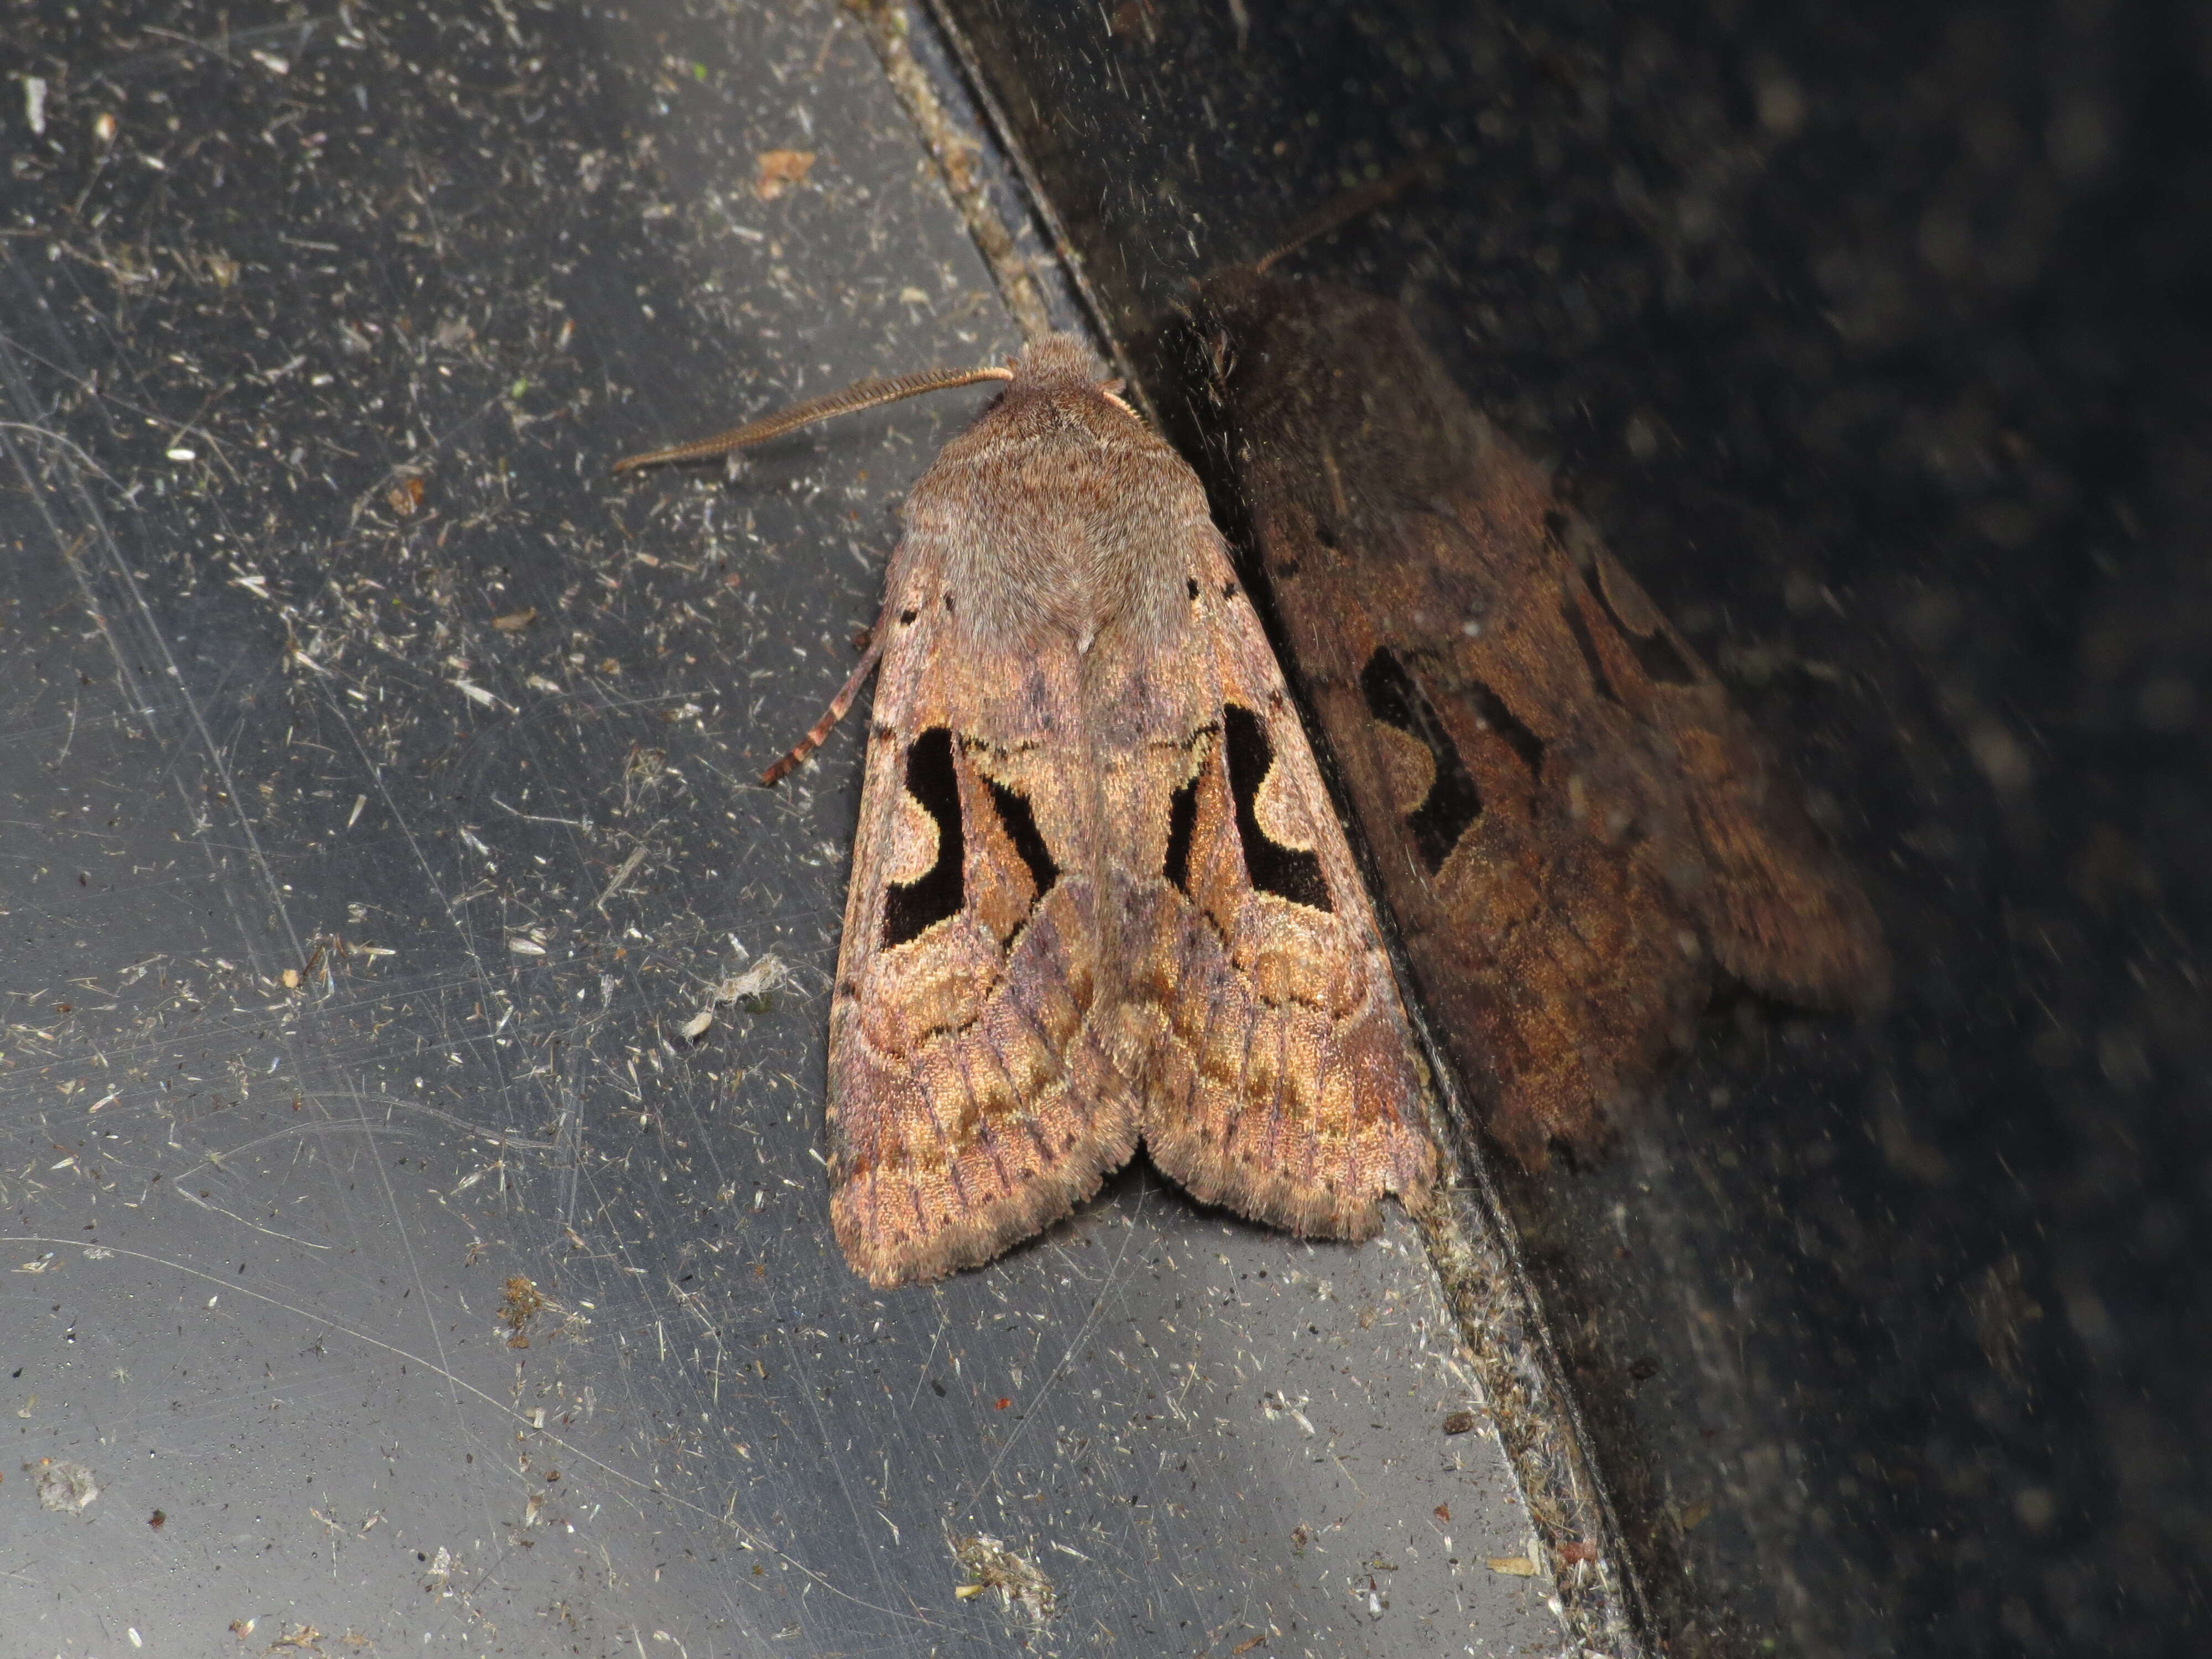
500 1275 547 1348
753 149 816 200
952 1531 1056 1626
678 953 794 1040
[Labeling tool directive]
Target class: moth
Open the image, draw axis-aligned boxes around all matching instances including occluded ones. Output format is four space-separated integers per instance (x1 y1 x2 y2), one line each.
617 336 1438 1286
1191 271 1891 1169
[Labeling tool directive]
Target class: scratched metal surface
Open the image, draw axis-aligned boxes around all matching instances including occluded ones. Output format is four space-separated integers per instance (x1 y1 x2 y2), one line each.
0 4 1559 1656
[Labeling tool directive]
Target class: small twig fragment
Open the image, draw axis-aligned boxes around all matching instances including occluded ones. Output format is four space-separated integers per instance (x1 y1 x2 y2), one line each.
595 837 654 912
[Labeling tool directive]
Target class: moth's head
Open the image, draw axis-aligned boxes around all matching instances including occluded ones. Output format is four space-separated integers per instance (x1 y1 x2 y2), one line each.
1000 333 1141 427
1009 332 1108 389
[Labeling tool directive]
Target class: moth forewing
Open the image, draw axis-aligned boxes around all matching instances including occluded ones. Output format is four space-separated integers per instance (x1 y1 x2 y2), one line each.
1194 270 1889 1170
619 334 1436 1286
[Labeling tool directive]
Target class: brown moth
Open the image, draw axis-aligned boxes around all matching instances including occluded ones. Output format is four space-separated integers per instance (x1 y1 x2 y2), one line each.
618 335 1437 1286
1192 272 1890 1169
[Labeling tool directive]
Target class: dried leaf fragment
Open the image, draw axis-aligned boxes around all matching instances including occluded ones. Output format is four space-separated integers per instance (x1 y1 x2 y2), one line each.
754 149 816 201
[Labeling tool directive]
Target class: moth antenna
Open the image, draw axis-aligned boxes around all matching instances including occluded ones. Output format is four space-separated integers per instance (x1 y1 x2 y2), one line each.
613 364 1017 473
759 627 888 786
1253 153 1448 275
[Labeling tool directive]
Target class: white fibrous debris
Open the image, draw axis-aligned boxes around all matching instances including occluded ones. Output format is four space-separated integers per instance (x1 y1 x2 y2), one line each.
35 1460 99 1515
679 953 794 1041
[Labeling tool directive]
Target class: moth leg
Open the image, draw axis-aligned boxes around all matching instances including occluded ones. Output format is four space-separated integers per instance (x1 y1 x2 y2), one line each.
760 624 888 785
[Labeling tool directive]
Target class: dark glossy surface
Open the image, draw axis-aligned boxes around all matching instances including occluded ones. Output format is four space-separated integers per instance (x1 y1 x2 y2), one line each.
927 0 2210 1652
0 4 1562 1655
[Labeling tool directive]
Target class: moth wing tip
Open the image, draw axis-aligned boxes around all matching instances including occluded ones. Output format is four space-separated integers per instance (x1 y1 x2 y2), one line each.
830 1114 1139 1289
